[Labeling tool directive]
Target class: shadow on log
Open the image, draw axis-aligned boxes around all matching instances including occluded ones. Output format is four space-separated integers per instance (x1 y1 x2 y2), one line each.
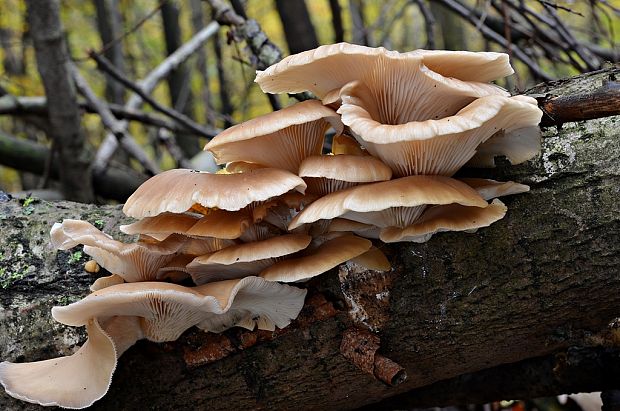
0 68 619 410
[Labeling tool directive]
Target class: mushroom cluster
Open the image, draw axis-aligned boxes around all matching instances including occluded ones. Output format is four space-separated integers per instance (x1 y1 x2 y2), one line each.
0 43 542 408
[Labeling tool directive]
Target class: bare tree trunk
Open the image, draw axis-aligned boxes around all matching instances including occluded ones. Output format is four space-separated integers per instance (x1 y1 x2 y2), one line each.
328 0 345 43
190 0 215 126
25 0 94 203
429 1 467 50
212 24 233 128
161 0 200 157
93 0 126 105
349 0 371 46
274 0 319 54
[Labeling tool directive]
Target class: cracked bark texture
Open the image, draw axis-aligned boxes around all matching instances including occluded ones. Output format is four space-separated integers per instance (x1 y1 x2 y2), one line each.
1 68 619 409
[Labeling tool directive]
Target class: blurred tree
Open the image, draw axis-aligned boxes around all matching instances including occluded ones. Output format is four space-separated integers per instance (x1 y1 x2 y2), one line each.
161 0 200 157
274 0 319 53
25 0 94 202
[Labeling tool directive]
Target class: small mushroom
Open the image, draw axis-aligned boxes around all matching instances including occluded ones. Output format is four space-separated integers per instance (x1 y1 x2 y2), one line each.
288 175 487 230
459 178 530 200
123 168 306 219
380 199 507 243
260 234 372 282
205 100 343 173
299 155 392 195
186 234 312 284
120 213 199 241
51 219 185 282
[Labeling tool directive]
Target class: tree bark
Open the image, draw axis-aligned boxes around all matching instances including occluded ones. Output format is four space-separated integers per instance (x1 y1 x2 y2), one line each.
274 0 319 54
1 69 619 409
161 0 200 157
93 0 126 105
25 0 94 203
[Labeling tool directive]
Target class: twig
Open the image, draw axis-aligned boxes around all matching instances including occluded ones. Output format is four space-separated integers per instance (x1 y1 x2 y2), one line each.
206 0 283 110
70 64 160 176
0 94 207 134
157 128 193 168
413 0 435 49
433 0 553 81
90 51 217 139
537 80 620 127
94 20 221 173
91 1 166 58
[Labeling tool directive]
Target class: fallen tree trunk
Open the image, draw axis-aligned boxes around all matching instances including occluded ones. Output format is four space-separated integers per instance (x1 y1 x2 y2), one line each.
1 68 619 410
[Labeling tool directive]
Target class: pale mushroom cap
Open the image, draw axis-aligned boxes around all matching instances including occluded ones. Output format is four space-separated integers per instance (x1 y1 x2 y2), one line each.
380 199 507 243
260 234 372 282
186 209 252 240
204 100 343 173
0 319 117 409
120 213 199 237
340 94 542 176
327 218 381 239
187 234 312 284
467 125 541 167
404 49 514 82
288 175 487 230
299 155 392 182
255 43 512 98
51 219 185 282
52 277 307 339
460 178 530 200
350 246 391 271
122 168 307 218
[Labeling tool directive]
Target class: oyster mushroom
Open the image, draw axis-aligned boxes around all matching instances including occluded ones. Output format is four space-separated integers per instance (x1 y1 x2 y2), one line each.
205 100 343 173
288 175 487 230
123 167 306 219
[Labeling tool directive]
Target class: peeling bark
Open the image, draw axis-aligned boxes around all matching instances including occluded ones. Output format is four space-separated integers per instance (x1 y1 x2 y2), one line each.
1 69 619 409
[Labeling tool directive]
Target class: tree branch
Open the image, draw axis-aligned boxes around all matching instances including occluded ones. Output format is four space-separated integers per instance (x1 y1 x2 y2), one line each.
70 65 160 176
89 51 219 139
94 20 221 174
0 130 146 201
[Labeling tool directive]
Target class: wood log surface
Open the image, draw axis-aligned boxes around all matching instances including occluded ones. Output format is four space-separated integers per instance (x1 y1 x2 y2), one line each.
0 67 619 410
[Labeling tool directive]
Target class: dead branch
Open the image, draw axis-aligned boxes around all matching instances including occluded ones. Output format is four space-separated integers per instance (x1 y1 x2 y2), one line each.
89 51 218 140
94 20 220 174
70 65 160 176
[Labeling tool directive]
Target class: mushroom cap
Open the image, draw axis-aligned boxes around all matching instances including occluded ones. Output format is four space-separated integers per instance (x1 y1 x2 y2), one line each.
51 219 185 282
404 49 514 82
327 218 381 239
299 155 392 182
331 134 367 156
186 209 252 240
123 168 307 218
204 100 343 173
288 175 487 230
120 213 199 239
380 199 507 243
349 246 391 271
255 43 512 99
260 234 372 282
0 319 117 409
187 234 312 284
460 178 530 200
339 93 543 176
467 125 541 167
52 277 307 339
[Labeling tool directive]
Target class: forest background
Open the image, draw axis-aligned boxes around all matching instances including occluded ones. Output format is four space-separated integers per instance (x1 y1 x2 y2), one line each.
0 0 618 202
